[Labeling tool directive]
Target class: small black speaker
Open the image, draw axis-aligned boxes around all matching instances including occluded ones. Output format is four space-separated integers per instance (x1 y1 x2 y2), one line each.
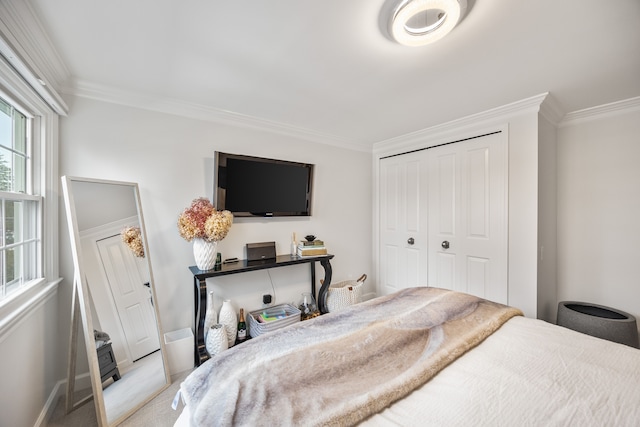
246 241 276 261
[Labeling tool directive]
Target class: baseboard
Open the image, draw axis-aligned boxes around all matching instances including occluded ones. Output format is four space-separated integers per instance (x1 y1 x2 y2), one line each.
34 372 92 427
362 292 377 302
34 379 64 427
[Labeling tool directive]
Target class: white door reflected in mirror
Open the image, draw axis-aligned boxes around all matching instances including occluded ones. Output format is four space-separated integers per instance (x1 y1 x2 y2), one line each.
95 235 160 362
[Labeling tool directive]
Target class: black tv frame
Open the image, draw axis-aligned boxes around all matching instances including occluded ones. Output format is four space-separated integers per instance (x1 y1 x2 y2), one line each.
214 151 314 217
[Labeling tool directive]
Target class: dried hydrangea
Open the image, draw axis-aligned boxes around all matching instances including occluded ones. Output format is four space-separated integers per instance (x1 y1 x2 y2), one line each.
121 226 144 258
177 197 233 242
204 210 233 241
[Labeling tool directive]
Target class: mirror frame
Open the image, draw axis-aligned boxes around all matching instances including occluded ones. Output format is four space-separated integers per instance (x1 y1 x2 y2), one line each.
61 176 171 426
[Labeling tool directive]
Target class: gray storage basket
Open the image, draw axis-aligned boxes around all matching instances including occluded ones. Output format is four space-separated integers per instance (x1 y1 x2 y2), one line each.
247 304 301 338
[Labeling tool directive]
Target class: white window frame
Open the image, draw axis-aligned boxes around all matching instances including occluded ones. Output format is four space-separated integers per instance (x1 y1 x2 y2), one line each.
0 52 61 337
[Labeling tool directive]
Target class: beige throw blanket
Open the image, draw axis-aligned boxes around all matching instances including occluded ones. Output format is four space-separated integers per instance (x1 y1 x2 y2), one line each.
179 287 522 426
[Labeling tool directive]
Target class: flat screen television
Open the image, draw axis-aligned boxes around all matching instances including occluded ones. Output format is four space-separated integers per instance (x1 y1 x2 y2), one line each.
214 152 314 217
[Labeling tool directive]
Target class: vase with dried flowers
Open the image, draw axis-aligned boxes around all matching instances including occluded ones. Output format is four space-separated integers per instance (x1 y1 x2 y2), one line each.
177 197 233 270
121 226 145 258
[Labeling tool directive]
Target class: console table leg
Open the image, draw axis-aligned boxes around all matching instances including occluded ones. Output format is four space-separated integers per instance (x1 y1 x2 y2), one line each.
310 261 317 298
194 277 210 366
317 259 333 314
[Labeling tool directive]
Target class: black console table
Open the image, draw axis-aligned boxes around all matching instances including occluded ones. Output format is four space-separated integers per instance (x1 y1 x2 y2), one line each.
189 254 334 366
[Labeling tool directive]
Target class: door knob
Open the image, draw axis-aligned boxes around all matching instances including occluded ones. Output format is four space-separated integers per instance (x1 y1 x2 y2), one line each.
407 237 415 245
441 240 450 249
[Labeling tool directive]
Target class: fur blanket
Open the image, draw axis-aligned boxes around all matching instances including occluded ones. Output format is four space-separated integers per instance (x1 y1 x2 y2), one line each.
179 287 522 426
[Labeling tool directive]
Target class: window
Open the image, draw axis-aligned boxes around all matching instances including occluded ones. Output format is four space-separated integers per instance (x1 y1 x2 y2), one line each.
0 96 40 302
0 15 61 336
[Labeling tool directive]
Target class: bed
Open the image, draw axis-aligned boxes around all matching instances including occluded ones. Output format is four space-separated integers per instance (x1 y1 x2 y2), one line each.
174 287 640 426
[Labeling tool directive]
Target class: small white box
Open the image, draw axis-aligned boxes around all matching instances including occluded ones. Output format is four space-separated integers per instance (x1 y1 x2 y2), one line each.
164 328 194 375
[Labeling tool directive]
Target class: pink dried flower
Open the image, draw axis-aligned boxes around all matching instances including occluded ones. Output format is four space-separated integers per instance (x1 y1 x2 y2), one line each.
121 226 144 258
177 197 233 242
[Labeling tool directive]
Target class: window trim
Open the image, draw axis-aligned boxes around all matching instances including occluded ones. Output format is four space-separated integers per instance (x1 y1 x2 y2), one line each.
0 48 60 338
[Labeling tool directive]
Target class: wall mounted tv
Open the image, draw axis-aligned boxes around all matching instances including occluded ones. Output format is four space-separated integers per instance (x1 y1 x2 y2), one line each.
214 152 314 217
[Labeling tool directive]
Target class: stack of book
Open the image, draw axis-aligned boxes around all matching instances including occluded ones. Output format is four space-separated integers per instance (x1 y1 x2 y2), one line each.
297 239 327 257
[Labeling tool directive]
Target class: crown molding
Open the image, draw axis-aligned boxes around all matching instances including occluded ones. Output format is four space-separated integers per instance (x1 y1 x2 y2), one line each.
63 79 371 153
2 0 70 89
373 93 549 154
539 92 565 125
0 0 69 115
560 96 640 127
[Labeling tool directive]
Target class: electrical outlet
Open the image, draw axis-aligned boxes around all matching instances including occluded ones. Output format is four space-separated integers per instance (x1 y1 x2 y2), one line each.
263 294 272 304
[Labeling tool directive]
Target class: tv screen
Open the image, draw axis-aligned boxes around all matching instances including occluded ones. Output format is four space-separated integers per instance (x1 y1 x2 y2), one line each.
214 152 314 217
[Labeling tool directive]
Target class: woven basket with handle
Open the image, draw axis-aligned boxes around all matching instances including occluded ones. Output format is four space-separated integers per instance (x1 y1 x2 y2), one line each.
326 274 366 313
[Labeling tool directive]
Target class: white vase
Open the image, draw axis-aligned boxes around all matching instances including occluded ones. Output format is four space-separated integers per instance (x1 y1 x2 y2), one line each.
203 291 217 342
219 300 237 347
193 238 217 270
205 324 228 357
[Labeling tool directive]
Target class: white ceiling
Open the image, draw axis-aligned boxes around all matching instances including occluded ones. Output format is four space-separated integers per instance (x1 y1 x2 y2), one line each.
28 0 640 149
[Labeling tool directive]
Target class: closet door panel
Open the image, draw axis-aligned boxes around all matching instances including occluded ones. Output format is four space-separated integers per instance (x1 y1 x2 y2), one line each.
428 132 507 303
435 252 456 290
429 148 461 291
383 245 399 291
467 256 489 297
379 131 507 303
380 161 403 295
463 134 508 303
379 152 428 295
466 147 490 238
436 153 456 235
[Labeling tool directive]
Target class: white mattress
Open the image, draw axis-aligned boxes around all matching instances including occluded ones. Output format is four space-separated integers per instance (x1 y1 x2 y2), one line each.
175 316 640 426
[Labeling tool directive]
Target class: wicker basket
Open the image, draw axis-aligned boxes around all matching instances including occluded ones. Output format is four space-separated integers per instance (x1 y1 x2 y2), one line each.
247 304 301 338
326 274 366 313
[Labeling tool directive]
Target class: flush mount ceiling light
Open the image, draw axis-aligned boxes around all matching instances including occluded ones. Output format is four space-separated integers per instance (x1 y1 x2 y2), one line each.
390 0 467 47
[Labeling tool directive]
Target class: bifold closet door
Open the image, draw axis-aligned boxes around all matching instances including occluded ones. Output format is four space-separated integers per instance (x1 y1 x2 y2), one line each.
427 133 508 304
379 151 428 296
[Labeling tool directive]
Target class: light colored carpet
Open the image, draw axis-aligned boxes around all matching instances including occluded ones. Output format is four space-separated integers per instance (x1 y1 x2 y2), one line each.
46 369 193 426
103 351 167 424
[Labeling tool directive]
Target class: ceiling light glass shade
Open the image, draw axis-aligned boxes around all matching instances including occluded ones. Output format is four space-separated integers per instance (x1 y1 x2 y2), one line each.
390 0 463 47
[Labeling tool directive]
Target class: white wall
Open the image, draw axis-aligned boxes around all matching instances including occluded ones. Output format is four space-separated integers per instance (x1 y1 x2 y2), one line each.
504 113 541 318
537 115 558 322
557 106 640 333
58 96 373 378
0 291 59 427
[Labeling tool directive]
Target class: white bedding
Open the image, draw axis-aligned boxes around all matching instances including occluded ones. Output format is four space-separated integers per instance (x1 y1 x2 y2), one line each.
175 315 640 426
365 316 640 426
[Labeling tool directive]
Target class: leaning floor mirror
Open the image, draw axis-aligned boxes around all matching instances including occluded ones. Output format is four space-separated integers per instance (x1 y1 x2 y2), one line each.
62 176 171 426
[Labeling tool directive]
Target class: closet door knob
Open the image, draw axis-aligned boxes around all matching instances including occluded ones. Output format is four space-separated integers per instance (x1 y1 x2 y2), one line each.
441 240 450 249
407 237 415 245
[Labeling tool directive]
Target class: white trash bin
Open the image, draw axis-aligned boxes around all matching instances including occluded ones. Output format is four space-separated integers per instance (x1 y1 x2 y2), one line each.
164 328 194 375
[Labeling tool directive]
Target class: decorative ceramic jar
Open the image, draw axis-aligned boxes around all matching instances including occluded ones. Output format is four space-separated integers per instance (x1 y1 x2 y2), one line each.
219 300 237 347
203 291 217 341
205 324 228 357
193 238 217 271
